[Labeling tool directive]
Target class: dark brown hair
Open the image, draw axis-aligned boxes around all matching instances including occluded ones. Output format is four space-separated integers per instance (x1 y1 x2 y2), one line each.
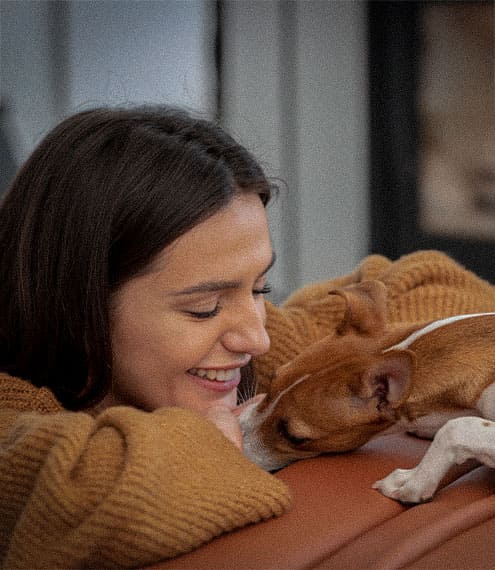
0 106 273 409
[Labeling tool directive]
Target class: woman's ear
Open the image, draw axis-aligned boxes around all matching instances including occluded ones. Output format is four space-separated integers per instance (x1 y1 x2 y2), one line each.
329 280 388 336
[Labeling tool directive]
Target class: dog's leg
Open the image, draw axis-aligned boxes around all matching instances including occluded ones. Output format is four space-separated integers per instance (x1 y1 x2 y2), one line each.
372 416 495 503
476 382 495 420
405 408 479 439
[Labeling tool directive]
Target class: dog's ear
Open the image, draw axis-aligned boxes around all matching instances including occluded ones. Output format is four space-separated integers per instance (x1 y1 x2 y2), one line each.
329 280 387 336
359 350 415 411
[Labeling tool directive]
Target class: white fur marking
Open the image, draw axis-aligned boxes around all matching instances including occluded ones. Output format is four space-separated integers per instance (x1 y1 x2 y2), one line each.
240 374 313 471
384 313 495 352
476 383 495 420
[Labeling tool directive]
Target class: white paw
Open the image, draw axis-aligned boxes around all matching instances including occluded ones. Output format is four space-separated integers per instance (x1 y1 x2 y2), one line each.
372 467 436 504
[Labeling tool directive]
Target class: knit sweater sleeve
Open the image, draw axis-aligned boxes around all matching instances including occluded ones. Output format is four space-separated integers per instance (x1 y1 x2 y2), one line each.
0 377 290 569
256 250 495 389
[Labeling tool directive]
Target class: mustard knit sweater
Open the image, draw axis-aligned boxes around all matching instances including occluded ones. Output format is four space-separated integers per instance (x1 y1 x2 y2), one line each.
2 250 495 569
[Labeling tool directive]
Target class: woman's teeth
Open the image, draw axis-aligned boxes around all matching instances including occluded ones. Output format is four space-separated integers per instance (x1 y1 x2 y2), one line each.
189 368 238 382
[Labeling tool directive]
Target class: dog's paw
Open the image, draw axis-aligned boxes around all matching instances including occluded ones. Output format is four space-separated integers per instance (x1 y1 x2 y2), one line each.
372 467 435 504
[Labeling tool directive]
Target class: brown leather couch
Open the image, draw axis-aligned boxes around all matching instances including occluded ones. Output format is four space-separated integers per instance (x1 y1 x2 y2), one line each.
151 433 495 569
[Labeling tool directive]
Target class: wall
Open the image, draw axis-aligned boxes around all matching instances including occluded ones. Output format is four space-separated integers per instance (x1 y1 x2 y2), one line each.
68 0 216 115
221 0 369 299
0 0 216 164
1 0 60 162
1 0 369 297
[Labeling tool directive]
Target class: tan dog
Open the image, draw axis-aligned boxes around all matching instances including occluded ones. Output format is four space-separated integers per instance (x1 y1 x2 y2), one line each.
240 281 495 495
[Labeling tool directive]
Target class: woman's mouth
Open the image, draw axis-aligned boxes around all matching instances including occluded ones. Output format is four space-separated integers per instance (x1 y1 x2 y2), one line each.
187 367 241 392
188 368 238 381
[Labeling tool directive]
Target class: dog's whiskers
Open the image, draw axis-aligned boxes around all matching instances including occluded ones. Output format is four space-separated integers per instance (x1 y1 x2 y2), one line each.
237 377 258 405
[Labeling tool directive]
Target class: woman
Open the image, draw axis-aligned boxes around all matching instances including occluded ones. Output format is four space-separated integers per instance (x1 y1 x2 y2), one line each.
2 106 495 569
0 106 289 569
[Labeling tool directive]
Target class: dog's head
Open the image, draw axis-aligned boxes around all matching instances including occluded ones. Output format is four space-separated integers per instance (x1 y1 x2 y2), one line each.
241 281 416 471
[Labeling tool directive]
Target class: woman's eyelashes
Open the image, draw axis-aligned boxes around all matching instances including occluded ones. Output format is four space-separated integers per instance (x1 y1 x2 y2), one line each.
253 283 272 296
185 283 272 320
186 304 221 320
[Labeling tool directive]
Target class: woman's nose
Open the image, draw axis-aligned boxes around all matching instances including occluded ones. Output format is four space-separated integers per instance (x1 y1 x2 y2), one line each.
222 299 270 357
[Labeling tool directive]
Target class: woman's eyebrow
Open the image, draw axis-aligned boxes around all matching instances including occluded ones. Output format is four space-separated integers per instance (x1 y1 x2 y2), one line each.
171 251 276 297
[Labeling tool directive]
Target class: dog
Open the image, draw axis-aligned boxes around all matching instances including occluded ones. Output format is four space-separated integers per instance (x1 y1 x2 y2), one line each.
240 280 495 502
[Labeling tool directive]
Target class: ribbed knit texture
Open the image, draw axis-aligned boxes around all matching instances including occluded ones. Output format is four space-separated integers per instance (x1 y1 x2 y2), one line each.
2 250 495 568
254 250 495 390
0 377 290 568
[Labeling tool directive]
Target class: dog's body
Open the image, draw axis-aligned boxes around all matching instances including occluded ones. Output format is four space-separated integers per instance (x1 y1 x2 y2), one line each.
240 281 495 501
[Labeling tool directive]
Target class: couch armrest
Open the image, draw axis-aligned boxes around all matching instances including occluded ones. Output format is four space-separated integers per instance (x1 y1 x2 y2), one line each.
149 434 495 569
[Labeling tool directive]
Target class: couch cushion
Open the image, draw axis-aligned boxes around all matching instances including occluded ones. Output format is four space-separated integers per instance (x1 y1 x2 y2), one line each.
149 433 495 569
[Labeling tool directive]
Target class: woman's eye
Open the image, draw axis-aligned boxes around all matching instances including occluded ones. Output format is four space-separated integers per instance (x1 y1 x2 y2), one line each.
186 305 221 319
253 283 272 296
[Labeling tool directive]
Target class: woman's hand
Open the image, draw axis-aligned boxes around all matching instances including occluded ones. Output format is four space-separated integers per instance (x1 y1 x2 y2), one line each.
205 395 265 451
205 405 244 449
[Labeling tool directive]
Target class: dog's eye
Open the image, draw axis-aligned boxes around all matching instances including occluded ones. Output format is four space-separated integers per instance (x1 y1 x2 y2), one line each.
278 419 310 446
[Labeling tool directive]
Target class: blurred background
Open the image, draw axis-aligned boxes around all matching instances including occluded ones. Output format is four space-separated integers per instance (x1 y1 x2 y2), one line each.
1 0 493 302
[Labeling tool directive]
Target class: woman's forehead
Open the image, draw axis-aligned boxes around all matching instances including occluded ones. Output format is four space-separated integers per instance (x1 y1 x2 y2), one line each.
134 194 273 289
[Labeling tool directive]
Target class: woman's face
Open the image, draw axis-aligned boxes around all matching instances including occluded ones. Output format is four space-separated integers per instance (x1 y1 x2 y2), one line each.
107 193 273 414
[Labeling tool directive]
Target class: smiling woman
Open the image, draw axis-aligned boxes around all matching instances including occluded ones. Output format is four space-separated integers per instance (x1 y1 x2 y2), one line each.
0 105 289 568
107 193 273 415
0 107 273 412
